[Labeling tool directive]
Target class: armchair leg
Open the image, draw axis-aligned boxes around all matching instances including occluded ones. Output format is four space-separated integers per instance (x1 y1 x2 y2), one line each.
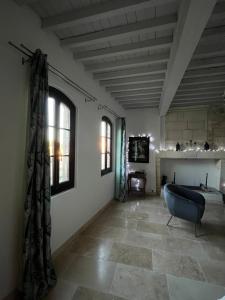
167 215 173 226
195 222 201 237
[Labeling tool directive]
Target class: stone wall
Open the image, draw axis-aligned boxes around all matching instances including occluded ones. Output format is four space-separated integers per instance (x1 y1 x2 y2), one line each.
165 107 225 148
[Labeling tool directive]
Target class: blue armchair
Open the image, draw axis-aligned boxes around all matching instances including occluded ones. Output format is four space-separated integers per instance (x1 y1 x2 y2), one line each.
164 184 205 236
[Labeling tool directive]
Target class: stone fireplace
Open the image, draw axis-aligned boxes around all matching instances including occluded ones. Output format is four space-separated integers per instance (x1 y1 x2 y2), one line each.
156 151 225 196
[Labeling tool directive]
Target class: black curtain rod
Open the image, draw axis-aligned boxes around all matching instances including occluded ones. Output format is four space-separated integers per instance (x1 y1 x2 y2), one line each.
9 41 97 102
98 104 121 118
8 41 122 118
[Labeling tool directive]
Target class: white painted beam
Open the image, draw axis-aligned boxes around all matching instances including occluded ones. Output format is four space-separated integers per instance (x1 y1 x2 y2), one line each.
75 37 172 61
176 87 224 96
194 43 225 59
118 98 160 104
172 98 224 105
115 94 161 101
43 0 175 30
123 104 159 109
61 14 177 48
111 88 162 97
181 75 225 85
159 0 217 116
189 56 225 70
184 66 225 78
212 1 225 17
94 63 167 80
106 82 164 92
99 73 165 86
84 52 170 72
178 82 225 91
202 25 225 40
174 94 223 101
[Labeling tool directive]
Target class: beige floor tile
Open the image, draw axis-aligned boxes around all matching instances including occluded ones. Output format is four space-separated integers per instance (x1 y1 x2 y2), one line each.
62 256 116 293
50 195 225 300
201 241 225 262
44 279 78 300
126 211 150 221
53 251 78 276
110 263 169 300
108 242 152 269
152 250 205 281
69 236 113 260
167 274 225 300
137 221 169 235
123 229 163 250
82 225 127 241
161 236 208 260
72 286 127 300
198 259 225 286
95 216 137 230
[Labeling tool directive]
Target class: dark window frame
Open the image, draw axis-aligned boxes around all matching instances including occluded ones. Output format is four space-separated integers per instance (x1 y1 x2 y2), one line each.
101 116 113 176
48 87 75 196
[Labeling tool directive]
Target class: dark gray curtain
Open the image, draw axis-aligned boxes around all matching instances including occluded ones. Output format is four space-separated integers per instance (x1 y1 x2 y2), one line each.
115 117 127 202
23 49 57 300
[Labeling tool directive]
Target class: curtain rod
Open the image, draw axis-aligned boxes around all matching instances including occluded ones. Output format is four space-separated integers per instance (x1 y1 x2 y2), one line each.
8 41 123 119
98 104 121 118
8 41 97 102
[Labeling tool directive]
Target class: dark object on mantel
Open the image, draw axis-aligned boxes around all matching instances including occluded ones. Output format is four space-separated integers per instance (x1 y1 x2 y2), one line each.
127 171 146 196
176 143 181 151
204 142 210 151
162 175 167 186
172 172 176 184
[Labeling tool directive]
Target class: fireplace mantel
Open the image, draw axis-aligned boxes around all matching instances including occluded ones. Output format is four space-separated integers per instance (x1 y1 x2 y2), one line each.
157 151 225 160
155 151 225 195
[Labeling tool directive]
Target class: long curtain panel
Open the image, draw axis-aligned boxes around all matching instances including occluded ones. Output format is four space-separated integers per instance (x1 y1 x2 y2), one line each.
23 49 57 299
115 117 127 202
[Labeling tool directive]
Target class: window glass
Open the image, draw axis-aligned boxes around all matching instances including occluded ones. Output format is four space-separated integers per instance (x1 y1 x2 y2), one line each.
47 87 75 195
101 116 112 175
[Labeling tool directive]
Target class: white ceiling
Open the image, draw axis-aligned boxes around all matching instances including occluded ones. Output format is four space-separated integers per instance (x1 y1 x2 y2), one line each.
16 0 225 114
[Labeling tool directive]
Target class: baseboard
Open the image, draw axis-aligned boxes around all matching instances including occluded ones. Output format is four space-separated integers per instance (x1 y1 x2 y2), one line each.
52 198 115 260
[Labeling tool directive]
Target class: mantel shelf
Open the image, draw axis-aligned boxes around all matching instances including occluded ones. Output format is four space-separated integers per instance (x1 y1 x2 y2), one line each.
157 151 225 160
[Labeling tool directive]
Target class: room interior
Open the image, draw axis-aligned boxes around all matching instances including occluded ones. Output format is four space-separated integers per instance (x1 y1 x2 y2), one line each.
1 0 225 299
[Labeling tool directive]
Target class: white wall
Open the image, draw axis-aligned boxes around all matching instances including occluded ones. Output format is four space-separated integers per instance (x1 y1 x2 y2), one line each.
0 1 124 298
160 159 221 189
126 108 160 193
165 108 225 148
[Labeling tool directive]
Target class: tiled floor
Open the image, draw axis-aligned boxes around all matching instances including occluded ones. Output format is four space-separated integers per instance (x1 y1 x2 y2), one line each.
46 195 225 300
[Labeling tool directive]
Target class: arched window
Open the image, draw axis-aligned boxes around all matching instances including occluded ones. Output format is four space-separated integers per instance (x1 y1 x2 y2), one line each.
101 116 112 175
47 87 75 195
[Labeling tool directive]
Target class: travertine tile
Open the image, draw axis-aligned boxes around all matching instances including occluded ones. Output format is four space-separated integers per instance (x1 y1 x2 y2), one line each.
82 225 127 241
62 256 116 292
110 264 169 300
167 274 225 300
108 242 152 269
72 286 126 300
137 221 169 235
123 229 163 250
44 280 78 300
95 216 137 230
160 236 207 260
198 259 225 286
69 236 113 260
49 195 225 300
152 250 205 281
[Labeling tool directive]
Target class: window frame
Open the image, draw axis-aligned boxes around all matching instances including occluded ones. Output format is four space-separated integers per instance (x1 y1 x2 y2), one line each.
101 116 113 176
48 87 75 196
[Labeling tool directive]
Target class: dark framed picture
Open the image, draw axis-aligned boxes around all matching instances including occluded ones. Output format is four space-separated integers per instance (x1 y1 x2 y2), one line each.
128 137 149 163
